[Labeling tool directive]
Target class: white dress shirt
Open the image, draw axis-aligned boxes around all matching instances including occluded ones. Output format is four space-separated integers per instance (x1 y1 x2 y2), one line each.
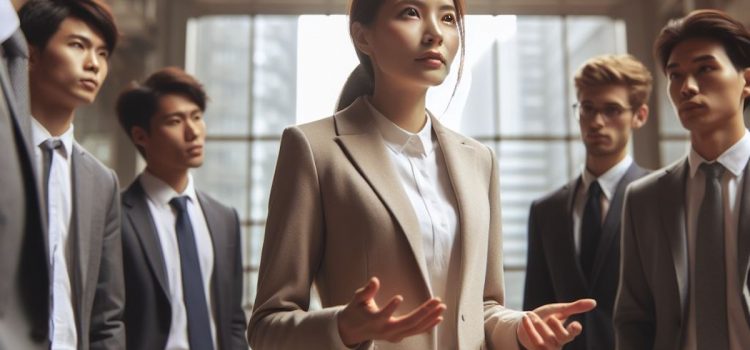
0 0 19 43
683 130 750 350
366 98 461 349
139 171 218 350
32 119 77 350
572 156 633 256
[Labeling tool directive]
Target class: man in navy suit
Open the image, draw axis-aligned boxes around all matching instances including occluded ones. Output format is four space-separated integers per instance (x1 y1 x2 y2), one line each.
116 67 247 350
524 54 651 350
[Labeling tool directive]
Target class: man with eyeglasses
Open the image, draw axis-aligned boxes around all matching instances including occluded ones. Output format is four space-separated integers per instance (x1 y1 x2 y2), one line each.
523 54 651 350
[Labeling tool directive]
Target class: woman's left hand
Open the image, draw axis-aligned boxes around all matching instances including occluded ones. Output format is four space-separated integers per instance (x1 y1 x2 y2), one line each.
516 298 596 350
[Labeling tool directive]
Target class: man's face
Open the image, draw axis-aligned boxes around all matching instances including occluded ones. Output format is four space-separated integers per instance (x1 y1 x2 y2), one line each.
135 94 205 173
577 85 646 158
666 37 750 135
29 17 109 110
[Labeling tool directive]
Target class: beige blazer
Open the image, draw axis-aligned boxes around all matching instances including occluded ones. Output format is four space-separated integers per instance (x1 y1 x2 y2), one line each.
247 97 522 350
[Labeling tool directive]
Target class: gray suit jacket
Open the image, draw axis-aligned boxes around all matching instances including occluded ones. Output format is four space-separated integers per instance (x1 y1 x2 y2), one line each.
614 158 750 349
121 178 247 350
0 29 49 350
524 163 648 350
70 144 125 350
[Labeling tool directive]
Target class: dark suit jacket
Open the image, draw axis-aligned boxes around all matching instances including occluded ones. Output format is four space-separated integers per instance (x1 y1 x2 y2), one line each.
615 158 750 350
0 29 49 349
121 178 247 350
70 144 126 350
524 163 648 350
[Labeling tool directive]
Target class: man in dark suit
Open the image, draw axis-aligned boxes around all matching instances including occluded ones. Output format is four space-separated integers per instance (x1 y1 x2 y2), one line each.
116 67 247 350
0 0 48 348
615 9 750 350
523 54 651 350
19 1 125 348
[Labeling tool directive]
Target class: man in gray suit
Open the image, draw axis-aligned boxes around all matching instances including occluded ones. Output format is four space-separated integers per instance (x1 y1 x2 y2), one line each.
0 0 49 348
615 9 750 350
19 0 125 348
116 67 247 350
523 54 651 350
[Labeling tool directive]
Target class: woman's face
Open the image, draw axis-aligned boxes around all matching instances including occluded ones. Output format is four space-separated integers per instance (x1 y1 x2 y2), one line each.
355 0 460 89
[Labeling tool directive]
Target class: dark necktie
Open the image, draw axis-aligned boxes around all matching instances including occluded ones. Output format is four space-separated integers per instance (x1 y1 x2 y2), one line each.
169 196 214 350
580 180 602 282
695 162 729 349
40 139 63 216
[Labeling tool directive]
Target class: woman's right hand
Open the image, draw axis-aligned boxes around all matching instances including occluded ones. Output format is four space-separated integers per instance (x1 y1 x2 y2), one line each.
336 277 446 347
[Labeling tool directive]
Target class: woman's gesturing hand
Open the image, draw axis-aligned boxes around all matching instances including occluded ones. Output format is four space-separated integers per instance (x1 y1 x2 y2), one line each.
337 277 446 347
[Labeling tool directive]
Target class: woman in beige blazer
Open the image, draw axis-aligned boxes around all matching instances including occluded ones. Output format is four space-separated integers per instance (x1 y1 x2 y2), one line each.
247 0 595 349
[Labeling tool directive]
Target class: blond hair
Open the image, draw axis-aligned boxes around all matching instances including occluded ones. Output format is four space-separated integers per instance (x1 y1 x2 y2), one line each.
574 54 653 108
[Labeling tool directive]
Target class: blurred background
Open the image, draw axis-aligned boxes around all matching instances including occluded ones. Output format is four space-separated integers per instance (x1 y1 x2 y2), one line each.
79 0 750 313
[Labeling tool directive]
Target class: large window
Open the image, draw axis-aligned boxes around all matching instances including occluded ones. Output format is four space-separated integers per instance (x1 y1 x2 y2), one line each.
186 14 626 312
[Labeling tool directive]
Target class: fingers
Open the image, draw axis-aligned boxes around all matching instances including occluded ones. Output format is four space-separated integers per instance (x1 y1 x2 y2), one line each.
353 277 381 304
382 298 445 342
524 312 560 349
534 298 596 321
377 295 404 319
556 299 596 319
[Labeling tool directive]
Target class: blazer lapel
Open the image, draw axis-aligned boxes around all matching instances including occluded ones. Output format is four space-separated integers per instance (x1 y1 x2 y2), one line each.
736 161 750 304
122 180 171 301
198 192 229 336
559 178 590 292
71 147 93 296
590 164 645 286
659 159 689 315
431 116 477 304
333 98 432 295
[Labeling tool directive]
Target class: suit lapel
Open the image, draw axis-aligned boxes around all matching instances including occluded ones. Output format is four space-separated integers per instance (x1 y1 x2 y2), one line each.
123 180 171 302
333 98 432 295
736 161 750 304
659 159 689 314
71 146 92 298
432 116 477 304
198 192 228 338
590 164 645 286
560 178 590 291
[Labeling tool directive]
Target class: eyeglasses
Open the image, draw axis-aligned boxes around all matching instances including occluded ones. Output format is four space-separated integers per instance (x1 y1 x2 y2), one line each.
573 103 634 121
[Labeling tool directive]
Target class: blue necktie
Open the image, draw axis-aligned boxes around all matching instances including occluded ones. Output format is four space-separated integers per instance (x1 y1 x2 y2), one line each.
169 196 214 350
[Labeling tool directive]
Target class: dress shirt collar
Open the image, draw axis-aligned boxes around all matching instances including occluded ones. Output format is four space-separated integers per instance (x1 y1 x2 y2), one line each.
581 155 633 200
139 170 199 209
0 1 19 44
688 130 750 178
364 96 434 157
32 117 74 160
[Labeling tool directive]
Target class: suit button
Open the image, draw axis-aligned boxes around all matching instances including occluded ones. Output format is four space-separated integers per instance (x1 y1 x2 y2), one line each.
461 314 465 322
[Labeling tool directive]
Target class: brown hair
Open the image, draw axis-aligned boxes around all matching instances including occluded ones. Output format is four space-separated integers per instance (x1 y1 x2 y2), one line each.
116 67 207 156
654 9 750 72
19 0 119 54
341 0 466 109
574 54 653 108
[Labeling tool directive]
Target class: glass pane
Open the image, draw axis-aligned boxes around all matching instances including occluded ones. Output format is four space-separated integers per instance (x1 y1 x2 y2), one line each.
187 16 252 136
192 141 250 220
250 141 281 222
497 17 568 137
296 15 359 124
254 16 299 134
497 141 573 268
